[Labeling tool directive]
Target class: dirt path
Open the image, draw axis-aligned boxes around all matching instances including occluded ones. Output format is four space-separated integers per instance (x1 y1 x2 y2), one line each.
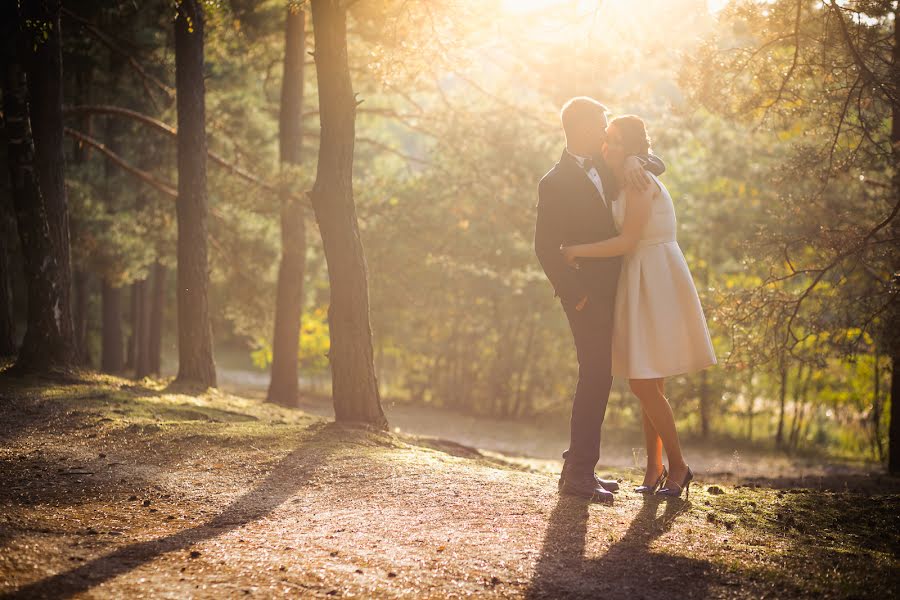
1 374 898 599
220 370 880 485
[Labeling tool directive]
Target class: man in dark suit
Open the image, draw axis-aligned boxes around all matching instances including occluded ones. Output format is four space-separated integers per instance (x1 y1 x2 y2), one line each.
534 97 665 504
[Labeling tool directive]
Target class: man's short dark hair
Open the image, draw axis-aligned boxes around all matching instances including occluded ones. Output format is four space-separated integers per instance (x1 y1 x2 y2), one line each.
560 96 609 138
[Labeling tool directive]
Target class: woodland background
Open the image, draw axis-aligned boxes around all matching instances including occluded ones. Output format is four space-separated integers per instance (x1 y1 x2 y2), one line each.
1 0 897 470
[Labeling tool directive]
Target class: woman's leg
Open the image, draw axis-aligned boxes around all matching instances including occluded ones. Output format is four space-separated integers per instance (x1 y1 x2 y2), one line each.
640 407 664 486
629 377 689 485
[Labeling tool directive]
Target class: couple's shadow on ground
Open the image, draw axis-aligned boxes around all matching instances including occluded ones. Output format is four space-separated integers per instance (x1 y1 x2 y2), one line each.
526 493 712 599
8 417 712 600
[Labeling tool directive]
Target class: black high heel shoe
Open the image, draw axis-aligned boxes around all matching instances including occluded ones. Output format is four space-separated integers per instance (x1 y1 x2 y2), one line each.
635 465 668 494
656 465 693 499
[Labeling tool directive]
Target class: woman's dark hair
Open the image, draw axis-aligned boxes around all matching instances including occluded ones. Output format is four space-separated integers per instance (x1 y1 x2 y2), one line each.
608 115 651 156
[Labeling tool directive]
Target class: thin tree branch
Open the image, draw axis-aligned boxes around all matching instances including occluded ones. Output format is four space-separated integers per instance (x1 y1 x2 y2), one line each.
758 0 803 126
62 105 310 207
826 1 900 108
64 127 177 198
61 8 175 101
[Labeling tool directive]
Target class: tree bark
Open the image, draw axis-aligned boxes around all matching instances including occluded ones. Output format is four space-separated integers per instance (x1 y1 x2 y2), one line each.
873 352 884 461
173 0 216 388
888 6 900 474
0 120 17 357
148 261 166 376
267 4 307 407
745 369 756 441
698 370 711 439
99 58 127 375
73 270 91 366
1 1 77 374
890 350 899 473
125 282 136 370
775 355 787 447
71 62 93 367
789 366 811 449
101 279 124 372
309 0 386 428
132 277 151 378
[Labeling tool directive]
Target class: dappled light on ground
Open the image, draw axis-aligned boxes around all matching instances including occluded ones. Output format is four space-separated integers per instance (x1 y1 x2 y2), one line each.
1 376 896 598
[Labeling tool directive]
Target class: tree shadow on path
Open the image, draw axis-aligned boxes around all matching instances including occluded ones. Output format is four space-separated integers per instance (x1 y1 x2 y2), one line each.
526 494 712 599
3 421 360 599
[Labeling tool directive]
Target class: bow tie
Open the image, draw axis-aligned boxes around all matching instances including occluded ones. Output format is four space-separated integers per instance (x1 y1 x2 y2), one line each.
580 157 597 172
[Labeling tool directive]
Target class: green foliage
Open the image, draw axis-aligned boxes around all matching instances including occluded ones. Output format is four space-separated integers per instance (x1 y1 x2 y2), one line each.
251 306 330 373
54 0 894 461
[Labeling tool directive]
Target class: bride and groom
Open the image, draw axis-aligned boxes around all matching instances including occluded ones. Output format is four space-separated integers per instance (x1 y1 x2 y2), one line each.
534 96 717 504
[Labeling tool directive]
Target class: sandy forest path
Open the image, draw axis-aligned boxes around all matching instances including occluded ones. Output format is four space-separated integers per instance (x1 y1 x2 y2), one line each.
219 367 884 485
1 374 897 599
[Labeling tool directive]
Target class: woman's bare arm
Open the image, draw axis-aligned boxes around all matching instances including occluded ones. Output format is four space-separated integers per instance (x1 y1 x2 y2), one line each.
560 186 654 262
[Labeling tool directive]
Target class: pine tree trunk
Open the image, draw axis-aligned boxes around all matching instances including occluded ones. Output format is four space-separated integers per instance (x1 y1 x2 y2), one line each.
133 278 151 379
890 352 899 473
698 369 711 439
71 63 93 367
775 356 787 448
789 367 811 449
73 270 91 366
101 280 124 372
873 352 884 461
0 121 16 357
745 370 756 441
99 61 126 375
148 261 166 376
173 0 216 388
267 4 307 407
888 7 900 475
1 1 77 374
309 0 386 428
125 282 137 370
0 210 15 357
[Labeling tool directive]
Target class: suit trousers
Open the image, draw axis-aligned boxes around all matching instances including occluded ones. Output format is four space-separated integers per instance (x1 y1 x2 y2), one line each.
561 294 615 476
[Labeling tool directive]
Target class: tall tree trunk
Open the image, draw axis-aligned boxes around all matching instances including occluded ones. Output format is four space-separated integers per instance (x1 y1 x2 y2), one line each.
131 190 151 379
889 7 900 475
70 61 93 367
775 355 787 447
511 314 538 418
698 369 711 439
101 280 124 372
133 277 151 378
890 351 899 473
0 120 17 357
125 282 136 370
100 59 126 374
173 0 216 388
309 0 386 428
73 270 91 366
267 4 307 407
1 1 77 374
873 352 884 461
745 370 756 441
697 260 712 438
148 261 166 376
790 367 812 449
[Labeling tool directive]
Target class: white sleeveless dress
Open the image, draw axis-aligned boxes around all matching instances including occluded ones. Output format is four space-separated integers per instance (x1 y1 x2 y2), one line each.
610 173 717 379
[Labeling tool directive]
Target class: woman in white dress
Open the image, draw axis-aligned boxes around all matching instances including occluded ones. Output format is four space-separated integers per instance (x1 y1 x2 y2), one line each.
561 115 716 499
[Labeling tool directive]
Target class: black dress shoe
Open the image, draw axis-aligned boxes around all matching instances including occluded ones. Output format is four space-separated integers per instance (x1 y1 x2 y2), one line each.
559 475 615 504
595 475 619 492
559 463 620 493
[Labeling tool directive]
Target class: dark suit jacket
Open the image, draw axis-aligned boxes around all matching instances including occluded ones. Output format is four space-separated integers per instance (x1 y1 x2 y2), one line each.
534 149 666 306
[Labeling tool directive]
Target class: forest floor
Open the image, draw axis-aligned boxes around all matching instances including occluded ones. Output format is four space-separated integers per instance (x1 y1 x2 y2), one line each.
1 372 898 599
220 371 882 485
